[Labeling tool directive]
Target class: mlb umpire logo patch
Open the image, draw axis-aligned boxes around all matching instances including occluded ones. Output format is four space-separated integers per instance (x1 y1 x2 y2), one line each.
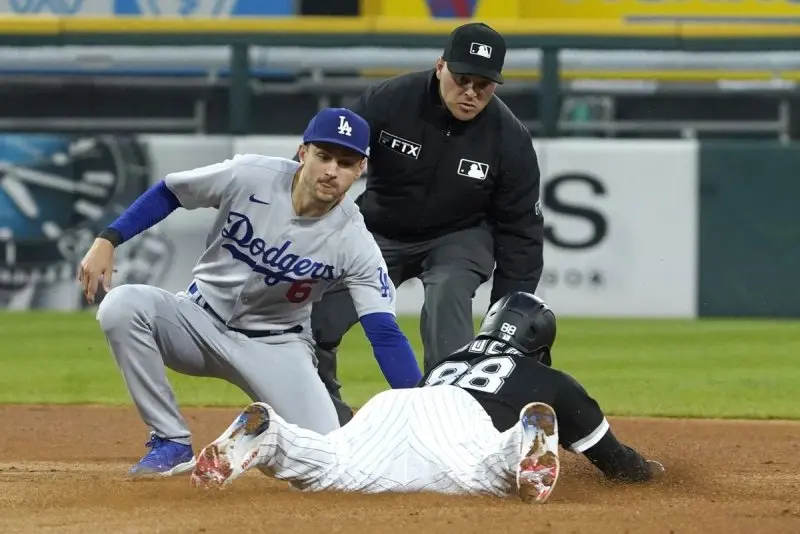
457 159 489 180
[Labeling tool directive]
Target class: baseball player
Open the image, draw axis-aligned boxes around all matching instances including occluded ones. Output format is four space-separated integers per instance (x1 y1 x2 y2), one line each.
78 108 422 477
189 292 663 503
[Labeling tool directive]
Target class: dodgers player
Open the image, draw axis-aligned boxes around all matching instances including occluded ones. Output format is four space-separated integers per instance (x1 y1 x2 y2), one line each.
78 108 422 477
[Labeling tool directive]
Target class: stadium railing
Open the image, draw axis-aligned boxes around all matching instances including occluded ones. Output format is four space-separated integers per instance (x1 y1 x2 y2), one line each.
0 16 799 138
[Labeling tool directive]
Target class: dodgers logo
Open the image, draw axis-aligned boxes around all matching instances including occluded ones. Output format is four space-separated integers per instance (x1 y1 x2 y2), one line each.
377 266 391 298
220 212 337 286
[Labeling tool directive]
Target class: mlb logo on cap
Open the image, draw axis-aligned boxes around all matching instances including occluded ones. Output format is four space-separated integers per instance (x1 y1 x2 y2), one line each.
303 108 371 157
470 42 492 58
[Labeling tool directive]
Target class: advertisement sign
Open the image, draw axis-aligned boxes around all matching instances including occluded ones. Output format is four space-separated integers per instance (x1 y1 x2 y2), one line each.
522 0 800 24
0 135 698 317
532 139 698 318
381 139 699 318
378 0 520 19
0 0 293 16
0 134 174 310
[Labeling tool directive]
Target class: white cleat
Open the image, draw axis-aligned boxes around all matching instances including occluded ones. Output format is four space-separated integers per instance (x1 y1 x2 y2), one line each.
516 402 561 504
190 402 272 489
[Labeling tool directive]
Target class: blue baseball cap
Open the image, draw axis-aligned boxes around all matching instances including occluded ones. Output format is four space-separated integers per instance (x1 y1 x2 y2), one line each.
302 107 371 158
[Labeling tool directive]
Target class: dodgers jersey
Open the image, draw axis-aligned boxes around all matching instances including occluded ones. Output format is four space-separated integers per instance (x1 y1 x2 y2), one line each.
164 153 396 331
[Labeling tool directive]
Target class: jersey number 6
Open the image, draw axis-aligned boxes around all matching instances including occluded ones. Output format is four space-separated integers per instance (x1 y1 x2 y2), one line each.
285 280 317 303
424 356 517 395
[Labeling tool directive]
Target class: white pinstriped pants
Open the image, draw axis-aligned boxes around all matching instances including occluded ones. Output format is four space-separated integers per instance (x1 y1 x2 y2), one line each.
252 386 526 496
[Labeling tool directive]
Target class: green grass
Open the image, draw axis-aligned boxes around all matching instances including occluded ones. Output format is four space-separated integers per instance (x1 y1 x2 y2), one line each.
0 312 798 419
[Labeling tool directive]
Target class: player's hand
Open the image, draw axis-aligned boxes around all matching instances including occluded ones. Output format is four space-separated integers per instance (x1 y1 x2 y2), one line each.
78 238 116 304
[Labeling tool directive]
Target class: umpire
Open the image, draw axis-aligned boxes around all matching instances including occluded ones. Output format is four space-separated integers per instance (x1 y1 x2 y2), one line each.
311 22 544 424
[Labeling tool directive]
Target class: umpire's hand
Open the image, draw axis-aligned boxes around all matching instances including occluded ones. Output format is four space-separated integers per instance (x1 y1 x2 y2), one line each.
78 237 116 304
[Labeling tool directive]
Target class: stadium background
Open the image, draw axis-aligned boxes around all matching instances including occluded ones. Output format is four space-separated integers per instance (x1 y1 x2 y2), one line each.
0 2 798 533
1 0 799 317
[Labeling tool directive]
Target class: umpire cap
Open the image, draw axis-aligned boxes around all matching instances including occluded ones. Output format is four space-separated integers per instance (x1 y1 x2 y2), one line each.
442 22 506 84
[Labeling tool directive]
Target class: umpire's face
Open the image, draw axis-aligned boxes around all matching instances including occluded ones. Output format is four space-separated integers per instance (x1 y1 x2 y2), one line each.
297 142 367 204
435 58 496 121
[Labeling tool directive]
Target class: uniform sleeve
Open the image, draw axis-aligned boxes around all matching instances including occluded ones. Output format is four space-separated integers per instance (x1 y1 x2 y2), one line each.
343 239 397 318
344 232 420 389
163 154 241 210
554 373 610 453
555 371 656 482
489 122 545 305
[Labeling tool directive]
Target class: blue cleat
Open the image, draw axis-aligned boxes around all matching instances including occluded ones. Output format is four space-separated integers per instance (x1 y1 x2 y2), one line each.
129 434 196 478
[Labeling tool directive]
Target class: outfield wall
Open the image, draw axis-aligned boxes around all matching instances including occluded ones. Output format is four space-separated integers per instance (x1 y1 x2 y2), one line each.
0 134 795 317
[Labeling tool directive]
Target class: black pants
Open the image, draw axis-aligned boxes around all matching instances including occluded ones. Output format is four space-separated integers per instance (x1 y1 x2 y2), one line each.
310 223 495 425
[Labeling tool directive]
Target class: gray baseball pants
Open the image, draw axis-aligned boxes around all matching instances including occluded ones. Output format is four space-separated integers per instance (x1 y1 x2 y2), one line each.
97 283 340 445
311 223 495 425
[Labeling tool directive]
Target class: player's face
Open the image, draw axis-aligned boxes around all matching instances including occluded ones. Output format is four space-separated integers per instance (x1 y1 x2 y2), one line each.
298 143 366 204
435 59 496 121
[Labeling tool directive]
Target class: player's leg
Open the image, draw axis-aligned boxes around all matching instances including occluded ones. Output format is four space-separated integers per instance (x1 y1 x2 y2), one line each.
395 386 521 496
418 224 494 371
192 389 410 491
223 334 340 434
476 402 561 504
191 401 340 490
96 284 241 476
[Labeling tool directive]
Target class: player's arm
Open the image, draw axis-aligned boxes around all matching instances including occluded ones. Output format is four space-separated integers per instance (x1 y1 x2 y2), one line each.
99 155 240 248
581 429 659 483
344 245 422 389
488 122 544 305
556 373 659 483
79 155 240 302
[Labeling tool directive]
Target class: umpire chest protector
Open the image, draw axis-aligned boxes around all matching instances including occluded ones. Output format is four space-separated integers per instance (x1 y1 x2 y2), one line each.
355 70 511 242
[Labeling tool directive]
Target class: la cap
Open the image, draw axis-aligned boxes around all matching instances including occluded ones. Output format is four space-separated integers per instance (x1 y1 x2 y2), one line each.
302 107 370 157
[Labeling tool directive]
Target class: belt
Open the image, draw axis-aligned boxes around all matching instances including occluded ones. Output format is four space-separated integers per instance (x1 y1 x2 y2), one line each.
187 282 302 339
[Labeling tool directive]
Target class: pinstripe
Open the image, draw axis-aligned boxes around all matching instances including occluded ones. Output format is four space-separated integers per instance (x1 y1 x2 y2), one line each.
342 391 408 487
248 386 524 496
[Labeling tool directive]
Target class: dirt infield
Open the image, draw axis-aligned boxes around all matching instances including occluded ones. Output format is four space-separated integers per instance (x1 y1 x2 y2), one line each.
1 406 798 534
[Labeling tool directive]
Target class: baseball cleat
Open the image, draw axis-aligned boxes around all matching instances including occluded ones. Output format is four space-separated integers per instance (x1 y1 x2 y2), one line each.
128 434 196 478
191 402 272 489
516 402 561 504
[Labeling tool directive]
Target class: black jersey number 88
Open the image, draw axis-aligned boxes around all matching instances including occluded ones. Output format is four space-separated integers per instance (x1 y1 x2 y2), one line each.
424 356 517 395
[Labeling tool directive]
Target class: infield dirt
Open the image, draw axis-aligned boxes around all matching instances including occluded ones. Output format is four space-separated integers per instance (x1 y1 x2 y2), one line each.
1 405 799 533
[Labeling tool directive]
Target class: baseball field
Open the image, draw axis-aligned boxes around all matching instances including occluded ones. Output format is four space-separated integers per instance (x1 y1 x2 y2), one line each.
1 312 799 533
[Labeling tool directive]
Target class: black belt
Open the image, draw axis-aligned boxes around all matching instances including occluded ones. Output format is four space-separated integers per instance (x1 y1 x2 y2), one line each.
187 282 302 339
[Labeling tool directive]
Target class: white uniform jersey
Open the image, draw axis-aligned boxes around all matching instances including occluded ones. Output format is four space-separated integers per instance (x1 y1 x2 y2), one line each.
164 153 395 331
